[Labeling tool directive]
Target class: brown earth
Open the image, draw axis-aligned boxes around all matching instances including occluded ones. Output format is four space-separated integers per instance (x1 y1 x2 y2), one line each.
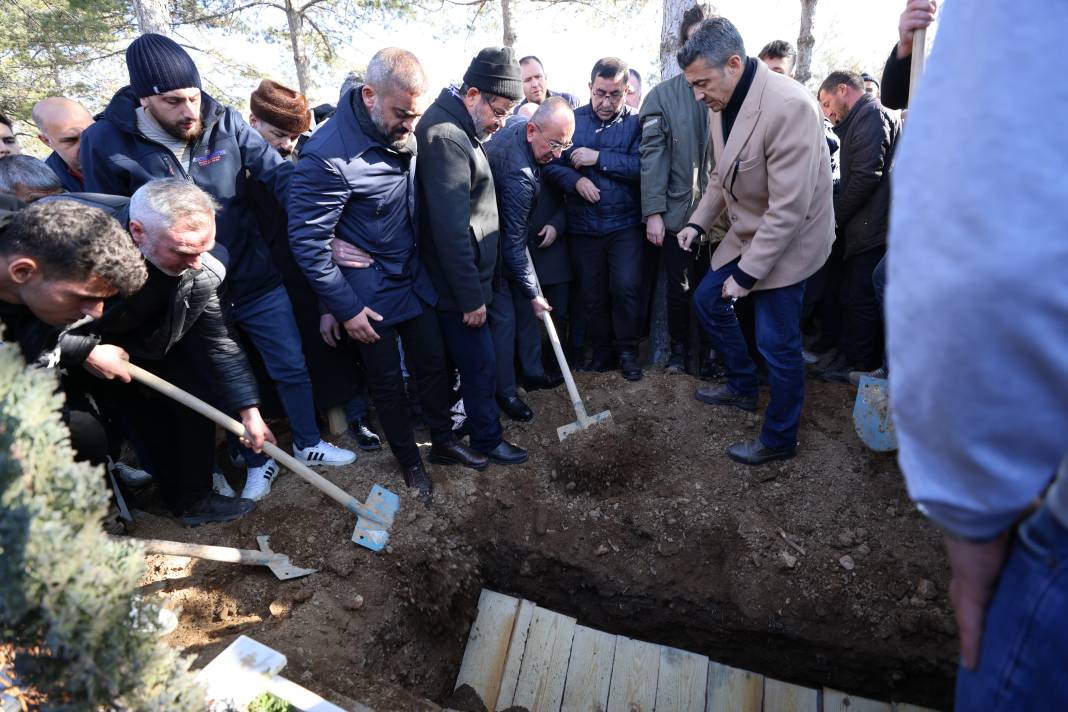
127 370 958 711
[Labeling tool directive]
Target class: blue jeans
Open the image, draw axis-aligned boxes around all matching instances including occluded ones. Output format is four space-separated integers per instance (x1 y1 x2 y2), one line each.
233 285 321 465
437 310 503 452
693 260 805 449
954 502 1068 710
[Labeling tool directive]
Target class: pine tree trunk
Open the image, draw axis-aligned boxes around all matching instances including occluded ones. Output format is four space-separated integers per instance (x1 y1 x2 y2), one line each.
659 0 689 81
286 1 311 95
134 0 171 35
500 0 517 48
796 0 819 84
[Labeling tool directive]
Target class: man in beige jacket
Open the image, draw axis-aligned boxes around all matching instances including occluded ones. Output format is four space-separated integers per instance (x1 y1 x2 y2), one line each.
676 17 834 465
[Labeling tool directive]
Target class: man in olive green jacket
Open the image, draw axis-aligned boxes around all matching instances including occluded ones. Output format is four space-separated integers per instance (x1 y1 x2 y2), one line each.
640 2 727 374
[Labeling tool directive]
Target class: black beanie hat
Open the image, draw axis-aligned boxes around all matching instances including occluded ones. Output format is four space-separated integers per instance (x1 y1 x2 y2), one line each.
126 33 202 98
462 47 523 102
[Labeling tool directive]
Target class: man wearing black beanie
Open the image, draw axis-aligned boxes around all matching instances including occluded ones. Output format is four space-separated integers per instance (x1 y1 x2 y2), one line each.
415 47 531 465
79 33 357 502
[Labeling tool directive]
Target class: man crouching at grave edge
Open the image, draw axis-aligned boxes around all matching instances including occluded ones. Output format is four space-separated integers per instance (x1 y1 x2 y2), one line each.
288 48 491 500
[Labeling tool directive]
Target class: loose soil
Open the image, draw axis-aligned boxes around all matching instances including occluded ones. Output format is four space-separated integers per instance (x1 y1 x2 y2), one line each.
128 370 957 711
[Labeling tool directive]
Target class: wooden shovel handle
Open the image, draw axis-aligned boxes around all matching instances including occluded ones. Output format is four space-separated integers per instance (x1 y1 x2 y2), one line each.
124 362 379 522
112 535 276 566
908 28 926 106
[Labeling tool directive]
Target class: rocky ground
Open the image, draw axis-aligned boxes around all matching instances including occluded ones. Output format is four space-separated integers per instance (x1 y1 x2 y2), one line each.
127 369 957 711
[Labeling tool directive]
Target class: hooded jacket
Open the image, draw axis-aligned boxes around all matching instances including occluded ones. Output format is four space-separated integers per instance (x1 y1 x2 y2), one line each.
79 86 292 307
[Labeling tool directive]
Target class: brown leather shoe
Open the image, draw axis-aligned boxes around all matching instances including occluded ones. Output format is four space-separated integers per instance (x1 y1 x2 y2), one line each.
427 438 490 471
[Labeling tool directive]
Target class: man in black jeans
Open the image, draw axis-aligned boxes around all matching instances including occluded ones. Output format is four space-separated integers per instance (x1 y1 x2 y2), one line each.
288 48 489 496
816 70 900 381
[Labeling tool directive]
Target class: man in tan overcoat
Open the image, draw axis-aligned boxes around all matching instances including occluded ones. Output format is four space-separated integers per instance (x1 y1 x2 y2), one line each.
676 17 834 465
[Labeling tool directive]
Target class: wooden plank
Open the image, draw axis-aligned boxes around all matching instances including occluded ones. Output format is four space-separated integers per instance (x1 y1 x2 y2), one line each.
605 637 660 712
894 705 941 712
762 678 818 712
495 599 536 710
705 661 763 712
265 676 352 712
653 645 708 712
560 625 617 712
196 635 289 709
824 688 892 712
512 606 578 712
455 590 521 709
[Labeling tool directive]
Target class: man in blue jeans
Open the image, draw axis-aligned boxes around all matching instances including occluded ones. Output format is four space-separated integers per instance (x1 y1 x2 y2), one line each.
79 34 355 500
675 18 833 465
888 2 1068 708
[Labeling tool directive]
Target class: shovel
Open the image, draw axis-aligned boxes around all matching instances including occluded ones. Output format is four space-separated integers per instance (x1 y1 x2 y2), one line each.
125 363 399 552
852 375 897 452
115 534 317 580
525 248 612 441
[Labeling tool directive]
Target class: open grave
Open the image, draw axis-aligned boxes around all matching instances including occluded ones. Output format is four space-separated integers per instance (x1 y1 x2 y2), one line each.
129 370 958 710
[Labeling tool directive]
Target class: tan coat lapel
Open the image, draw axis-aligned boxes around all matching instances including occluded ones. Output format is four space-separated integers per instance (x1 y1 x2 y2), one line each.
712 60 770 181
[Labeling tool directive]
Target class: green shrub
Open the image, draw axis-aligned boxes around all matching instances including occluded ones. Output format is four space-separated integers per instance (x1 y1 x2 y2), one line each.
0 338 203 709
247 691 297 712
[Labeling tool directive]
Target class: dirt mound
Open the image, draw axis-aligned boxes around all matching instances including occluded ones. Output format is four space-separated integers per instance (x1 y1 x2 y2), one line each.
128 370 958 710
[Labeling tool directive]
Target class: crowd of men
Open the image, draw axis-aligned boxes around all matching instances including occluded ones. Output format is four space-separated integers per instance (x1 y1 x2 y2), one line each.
4 0 1068 707
0 2 914 512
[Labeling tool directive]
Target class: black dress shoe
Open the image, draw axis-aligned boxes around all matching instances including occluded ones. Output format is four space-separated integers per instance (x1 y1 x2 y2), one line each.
523 372 564 391
428 438 490 471
179 493 256 526
619 351 643 381
699 355 727 382
726 438 797 465
497 395 534 422
578 353 617 373
666 341 686 373
349 418 382 451
403 462 433 496
475 440 529 465
694 383 758 412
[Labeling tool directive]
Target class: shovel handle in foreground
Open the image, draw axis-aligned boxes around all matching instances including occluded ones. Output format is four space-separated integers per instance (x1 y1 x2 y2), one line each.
113 535 278 566
124 362 388 527
909 27 926 106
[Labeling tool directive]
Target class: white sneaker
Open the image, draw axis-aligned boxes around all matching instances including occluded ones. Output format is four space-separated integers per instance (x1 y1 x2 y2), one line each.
240 459 279 501
292 439 357 467
107 457 152 487
212 470 236 498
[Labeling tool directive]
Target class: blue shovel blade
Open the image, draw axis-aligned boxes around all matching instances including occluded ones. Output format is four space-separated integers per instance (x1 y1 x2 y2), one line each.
853 375 897 452
352 483 401 552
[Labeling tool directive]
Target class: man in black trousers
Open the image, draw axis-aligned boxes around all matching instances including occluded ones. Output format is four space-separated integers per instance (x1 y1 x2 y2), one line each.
415 47 529 464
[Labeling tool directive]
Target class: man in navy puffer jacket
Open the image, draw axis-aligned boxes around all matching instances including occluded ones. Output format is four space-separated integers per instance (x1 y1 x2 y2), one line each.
544 57 644 381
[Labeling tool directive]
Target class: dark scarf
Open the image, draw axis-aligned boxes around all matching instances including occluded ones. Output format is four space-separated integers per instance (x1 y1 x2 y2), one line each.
351 87 415 157
722 57 758 143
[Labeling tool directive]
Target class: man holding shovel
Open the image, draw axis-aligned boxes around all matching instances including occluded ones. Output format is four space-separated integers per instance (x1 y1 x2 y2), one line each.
62 179 273 525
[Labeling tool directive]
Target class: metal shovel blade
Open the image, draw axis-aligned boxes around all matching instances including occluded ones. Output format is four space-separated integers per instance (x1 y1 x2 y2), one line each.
853 376 897 452
557 409 613 442
352 483 400 552
257 536 318 580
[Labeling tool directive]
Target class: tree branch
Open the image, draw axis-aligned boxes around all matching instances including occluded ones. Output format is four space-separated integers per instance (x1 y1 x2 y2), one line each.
177 1 284 25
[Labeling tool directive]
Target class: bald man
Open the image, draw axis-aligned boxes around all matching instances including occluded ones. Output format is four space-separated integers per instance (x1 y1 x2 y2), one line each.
32 97 94 191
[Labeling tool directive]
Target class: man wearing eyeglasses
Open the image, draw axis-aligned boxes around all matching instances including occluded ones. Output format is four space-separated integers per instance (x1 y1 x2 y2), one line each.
485 97 575 422
676 18 833 466
544 57 644 382
415 47 531 466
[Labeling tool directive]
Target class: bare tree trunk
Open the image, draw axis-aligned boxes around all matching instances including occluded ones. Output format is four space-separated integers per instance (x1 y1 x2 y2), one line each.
659 0 689 81
285 0 311 95
500 0 517 48
796 0 819 84
134 0 171 35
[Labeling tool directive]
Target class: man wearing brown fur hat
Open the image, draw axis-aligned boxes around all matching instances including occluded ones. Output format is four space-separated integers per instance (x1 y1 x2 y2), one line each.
249 79 310 159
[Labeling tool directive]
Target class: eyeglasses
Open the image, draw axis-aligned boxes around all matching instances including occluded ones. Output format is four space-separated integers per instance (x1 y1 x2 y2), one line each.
482 97 511 120
592 90 625 102
532 122 573 152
